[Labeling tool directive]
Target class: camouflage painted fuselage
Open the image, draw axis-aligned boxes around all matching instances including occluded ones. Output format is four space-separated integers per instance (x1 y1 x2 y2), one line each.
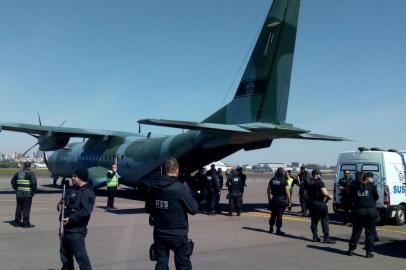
47 131 244 188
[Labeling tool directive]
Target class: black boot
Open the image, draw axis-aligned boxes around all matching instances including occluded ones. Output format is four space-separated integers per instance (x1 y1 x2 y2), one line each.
323 237 336 244
366 251 374 258
347 249 354 256
275 230 285 236
312 235 321 242
268 227 274 234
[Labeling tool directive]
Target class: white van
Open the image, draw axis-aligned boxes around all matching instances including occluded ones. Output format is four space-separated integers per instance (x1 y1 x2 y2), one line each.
333 148 406 225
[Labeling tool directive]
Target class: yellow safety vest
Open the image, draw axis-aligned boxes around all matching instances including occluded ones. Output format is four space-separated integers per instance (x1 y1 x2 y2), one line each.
106 171 119 188
17 179 31 192
286 177 294 193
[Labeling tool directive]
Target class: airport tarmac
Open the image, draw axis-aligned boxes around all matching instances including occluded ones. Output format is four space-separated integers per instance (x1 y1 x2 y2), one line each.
0 175 405 270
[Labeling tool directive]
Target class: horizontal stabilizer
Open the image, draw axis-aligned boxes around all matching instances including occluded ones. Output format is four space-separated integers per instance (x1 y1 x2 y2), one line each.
137 119 251 133
289 133 350 141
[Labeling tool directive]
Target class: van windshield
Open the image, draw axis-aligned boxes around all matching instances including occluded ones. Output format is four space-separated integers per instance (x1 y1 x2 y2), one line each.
361 164 379 172
341 164 356 171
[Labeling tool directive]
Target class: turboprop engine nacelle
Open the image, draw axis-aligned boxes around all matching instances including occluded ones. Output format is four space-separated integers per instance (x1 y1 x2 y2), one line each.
38 133 70 151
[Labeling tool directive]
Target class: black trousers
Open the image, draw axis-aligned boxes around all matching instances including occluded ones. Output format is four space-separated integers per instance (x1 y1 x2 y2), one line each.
299 192 307 213
214 192 221 213
15 196 32 224
60 232 92 270
155 235 192 270
309 202 330 237
341 197 351 223
206 189 216 213
269 197 287 230
349 208 376 252
229 195 241 214
107 187 117 208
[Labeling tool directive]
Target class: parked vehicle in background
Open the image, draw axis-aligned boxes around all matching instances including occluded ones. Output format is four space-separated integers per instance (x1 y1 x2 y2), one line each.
334 147 406 225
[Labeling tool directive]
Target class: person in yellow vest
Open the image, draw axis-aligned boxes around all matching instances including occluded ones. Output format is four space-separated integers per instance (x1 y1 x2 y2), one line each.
106 163 120 210
10 161 37 228
285 170 294 213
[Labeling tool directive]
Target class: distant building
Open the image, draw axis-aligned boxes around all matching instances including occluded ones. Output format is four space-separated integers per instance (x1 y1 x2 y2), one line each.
291 162 302 173
252 162 287 173
204 161 231 172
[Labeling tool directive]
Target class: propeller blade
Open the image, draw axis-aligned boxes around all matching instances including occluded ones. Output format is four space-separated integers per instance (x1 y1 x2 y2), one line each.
59 120 67 127
43 151 48 167
37 111 43 126
22 143 39 157
138 123 141 134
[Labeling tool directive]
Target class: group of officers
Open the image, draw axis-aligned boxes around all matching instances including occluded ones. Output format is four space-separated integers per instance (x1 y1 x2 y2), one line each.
9 160 380 270
180 164 247 216
267 166 380 259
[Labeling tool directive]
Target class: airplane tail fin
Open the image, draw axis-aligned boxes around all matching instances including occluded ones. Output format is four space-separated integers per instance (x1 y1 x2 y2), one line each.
204 0 300 125
138 0 348 143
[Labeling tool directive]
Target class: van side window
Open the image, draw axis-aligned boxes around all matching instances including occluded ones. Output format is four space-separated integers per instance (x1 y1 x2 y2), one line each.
362 164 379 172
341 164 356 171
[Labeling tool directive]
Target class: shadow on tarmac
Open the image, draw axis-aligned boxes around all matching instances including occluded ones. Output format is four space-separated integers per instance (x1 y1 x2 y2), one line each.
306 245 355 256
96 206 146 215
94 188 147 201
239 203 269 213
374 240 406 259
241 226 313 242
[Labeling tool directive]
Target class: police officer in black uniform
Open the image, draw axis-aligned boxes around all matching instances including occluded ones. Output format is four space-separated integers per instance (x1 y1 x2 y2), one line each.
145 158 198 270
305 169 336 244
217 168 224 190
205 165 220 215
295 166 310 216
194 168 206 212
338 170 353 224
348 172 379 258
267 168 291 235
226 168 243 216
11 161 37 228
59 168 95 270
236 167 247 203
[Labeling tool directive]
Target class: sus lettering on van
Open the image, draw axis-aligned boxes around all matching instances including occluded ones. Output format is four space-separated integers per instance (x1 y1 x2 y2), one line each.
393 185 406 194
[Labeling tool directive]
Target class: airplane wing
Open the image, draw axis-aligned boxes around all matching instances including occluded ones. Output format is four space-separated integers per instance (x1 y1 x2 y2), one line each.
138 118 349 141
0 121 138 138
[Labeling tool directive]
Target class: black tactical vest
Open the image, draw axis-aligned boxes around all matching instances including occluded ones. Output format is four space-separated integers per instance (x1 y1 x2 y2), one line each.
352 183 377 209
269 177 287 197
150 182 188 231
306 179 325 203
228 174 242 195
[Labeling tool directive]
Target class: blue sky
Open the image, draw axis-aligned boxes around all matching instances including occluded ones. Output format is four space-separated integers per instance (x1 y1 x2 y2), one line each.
0 0 405 165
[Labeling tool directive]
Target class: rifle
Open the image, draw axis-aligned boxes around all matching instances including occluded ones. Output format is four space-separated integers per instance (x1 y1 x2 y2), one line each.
59 180 68 239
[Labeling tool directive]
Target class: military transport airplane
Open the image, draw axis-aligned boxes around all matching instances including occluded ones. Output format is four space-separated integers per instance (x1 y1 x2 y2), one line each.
0 0 346 188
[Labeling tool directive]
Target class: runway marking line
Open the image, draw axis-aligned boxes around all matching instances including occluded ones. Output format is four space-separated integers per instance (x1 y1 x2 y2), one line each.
0 199 143 208
243 211 406 235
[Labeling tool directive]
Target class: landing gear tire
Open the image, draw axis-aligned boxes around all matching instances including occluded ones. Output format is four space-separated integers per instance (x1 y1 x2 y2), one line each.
395 205 405 226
